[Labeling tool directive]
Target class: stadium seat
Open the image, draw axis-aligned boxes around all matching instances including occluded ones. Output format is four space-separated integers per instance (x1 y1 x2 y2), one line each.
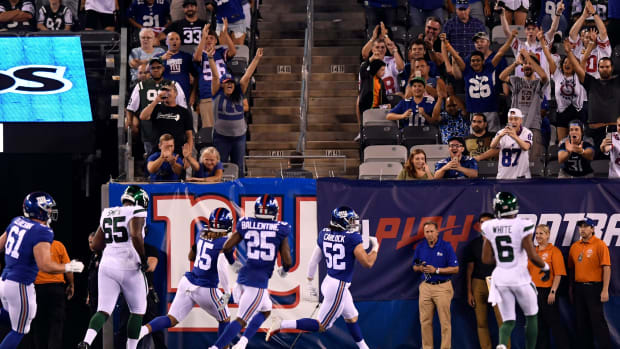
362 109 392 126
545 161 560 177
401 125 439 148
390 25 409 46
222 163 239 181
363 145 408 163
358 161 403 180
228 58 247 77
361 124 401 147
477 161 498 178
395 7 408 27
386 94 403 108
591 159 610 178
530 161 546 178
413 144 450 160
491 25 525 44
614 45 620 74
234 45 250 63
408 26 425 41
547 144 559 162
195 127 214 152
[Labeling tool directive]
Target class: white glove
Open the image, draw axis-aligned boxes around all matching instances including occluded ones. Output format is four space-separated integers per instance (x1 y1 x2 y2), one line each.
65 259 84 273
217 292 231 312
276 266 288 278
231 260 243 273
303 279 319 302
369 236 379 253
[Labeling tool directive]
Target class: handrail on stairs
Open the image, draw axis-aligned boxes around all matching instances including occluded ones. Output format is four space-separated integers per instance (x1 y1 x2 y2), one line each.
296 0 313 153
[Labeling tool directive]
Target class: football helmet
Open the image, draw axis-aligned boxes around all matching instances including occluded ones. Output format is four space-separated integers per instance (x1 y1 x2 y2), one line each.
254 194 278 220
121 185 149 208
23 192 58 224
208 207 233 233
330 206 360 232
493 192 519 218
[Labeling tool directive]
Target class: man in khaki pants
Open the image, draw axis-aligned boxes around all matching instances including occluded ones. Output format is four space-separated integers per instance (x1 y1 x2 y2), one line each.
412 222 459 349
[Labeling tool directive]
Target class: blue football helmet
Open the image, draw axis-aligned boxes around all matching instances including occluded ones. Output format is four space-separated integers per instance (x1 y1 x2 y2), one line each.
23 192 58 224
330 206 360 232
254 194 278 220
208 207 234 233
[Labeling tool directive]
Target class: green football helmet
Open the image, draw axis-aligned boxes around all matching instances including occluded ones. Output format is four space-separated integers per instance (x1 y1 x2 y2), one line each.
121 185 150 209
493 192 519 218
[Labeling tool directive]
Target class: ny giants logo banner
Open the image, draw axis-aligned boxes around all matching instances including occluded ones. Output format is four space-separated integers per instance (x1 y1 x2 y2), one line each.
316 178 620 300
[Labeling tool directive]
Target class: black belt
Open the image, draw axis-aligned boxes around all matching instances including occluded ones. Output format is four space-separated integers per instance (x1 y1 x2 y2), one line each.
425 279 449 285
576 282 602 286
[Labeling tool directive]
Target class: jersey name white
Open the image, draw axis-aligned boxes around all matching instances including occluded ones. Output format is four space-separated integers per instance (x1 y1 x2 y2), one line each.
496 127 533 179
481 217 535 286
99 205 147 270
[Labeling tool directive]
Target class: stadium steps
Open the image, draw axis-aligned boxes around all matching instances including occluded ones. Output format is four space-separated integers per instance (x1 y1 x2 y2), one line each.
248 0 363 178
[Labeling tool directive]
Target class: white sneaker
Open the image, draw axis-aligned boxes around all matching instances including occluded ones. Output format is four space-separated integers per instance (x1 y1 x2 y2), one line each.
231 338 247 349
353 132 360 141
265 316 282 342
496 345 507 349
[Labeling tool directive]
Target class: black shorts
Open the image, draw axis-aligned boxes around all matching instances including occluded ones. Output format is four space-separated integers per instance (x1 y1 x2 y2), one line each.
85 10 115 29
555 105 585 128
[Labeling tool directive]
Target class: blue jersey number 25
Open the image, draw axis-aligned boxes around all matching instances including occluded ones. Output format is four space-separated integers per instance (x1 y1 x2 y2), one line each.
246 230 276 261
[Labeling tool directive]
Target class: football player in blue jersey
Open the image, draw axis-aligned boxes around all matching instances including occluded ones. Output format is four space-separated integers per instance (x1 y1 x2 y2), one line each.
137 207 235 341
208 194 292 349
265 206 380 349
0 192 84 349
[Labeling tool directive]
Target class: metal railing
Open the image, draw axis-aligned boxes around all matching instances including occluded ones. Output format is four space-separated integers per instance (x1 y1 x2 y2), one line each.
118 27 130 181
296 0 314 153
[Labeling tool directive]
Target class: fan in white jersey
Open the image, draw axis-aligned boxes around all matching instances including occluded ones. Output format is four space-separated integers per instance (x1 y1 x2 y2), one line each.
490 108 533 179
360 35 405 95
78 185 150 349
481 192 550 349
568 2 610 80
599 116 620 178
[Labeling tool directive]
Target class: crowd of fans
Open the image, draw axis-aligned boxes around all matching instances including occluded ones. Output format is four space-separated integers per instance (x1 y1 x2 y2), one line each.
359 0 620 180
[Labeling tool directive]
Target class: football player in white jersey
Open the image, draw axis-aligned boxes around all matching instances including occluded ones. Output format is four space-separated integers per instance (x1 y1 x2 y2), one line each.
481 192 550 349
78 185 150 349
599 115 620 178
490 108 533 179
569 0 611 79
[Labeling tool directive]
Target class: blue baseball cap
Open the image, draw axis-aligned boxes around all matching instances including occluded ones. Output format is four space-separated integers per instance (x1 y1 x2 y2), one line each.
577 218 595 227
456 0 469 9
220 73 234 83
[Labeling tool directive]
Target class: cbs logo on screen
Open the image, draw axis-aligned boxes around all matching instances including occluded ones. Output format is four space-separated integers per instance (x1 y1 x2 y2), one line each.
0 65 72 95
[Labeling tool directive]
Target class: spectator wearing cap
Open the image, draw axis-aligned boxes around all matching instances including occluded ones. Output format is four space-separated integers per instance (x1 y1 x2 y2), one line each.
207 46 264 178
129 28 166 82
558 120 595 178
156 31 198 108
126 57 187 156
442 29 515 132
467 113 499 161
363 0 397 33
434 136 478 178
451 0 486 23
527 224 572 349
127 0 171 42
499 49 548 163
443 0 486 58
412 221 459 349
568 218 612 349
193 22 237 129
489 108 533 179
431 81 469 144
165 0 209 46
387 76 436 128
600 116 620 178
471 30 509 97
409 0 445 27
565 38 620 155
280 151 314 178
500 8 560 100
140 80 194 157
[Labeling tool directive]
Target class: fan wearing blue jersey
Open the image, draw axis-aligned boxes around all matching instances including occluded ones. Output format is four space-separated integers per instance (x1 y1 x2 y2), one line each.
441 30 515 132
214 0 246 45
0 192 84 349
193 22 236 128
265 207 380 349
127 0 171 41
387 77 436 128
138 207 235 342
208 194 292 349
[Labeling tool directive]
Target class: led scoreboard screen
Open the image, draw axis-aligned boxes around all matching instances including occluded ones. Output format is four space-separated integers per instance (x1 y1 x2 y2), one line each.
0 36 95 153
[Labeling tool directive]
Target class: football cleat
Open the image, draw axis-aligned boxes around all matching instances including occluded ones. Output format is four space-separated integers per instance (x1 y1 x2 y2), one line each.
265 316 282 342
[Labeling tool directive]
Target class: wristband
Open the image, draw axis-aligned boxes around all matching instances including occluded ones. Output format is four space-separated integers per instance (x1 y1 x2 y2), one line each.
436 268 440 275
551 289 556 294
